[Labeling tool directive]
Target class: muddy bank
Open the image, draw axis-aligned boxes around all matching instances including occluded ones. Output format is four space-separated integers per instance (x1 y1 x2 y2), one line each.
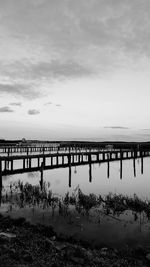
0 214 150 267
2 182 150 251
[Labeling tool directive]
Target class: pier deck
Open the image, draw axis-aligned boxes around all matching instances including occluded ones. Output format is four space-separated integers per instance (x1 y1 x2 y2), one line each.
0 148 149 187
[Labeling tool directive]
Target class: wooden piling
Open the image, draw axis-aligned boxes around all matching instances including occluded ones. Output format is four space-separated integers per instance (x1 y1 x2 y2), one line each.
51 156 53 166
141 156 143 174
56 155 59 165
0 160 2 188
89 163 92 183
4 160 7 170
7 160 9 170
37 157 40 168
23 159 25 169
43 156 45 166
68 154 71 187
88 154 92 182
72 155 75 164
0 185 2 206
11 160 13 171
107 154 110 178
40 161 44 190
133 156 136 177
81 153 84 162
29 158 31 169
120 151 123 179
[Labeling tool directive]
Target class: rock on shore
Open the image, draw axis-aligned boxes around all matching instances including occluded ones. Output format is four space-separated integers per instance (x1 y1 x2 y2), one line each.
0 214 149 267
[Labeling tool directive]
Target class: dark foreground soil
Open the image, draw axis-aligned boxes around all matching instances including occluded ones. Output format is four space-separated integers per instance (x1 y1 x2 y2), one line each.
0 214 150 267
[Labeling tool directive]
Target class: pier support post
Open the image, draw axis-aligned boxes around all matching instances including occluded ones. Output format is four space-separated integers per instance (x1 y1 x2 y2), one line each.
68 154 71 187
133 154 136 177
120 151 123 179
37 157 40 168
40 162 44 190
88 155 92 182
11 160 13 171
107 154 110 178
43 157 45 167
0 160 2 188
51 156 53 166
29 158 31 169
7 160 9 170
56 155 59 165
23 159 25 169
141 156 143 174
4 160 7 171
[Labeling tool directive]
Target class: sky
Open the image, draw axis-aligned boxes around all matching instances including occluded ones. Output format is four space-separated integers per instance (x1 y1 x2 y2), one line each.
0 0 150 141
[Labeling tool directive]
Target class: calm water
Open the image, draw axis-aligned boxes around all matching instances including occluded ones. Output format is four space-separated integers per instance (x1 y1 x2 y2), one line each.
2 156 150 198
1 156 150 248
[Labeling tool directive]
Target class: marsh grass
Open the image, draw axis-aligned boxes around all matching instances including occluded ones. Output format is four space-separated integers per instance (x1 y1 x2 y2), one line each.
1 180 150 227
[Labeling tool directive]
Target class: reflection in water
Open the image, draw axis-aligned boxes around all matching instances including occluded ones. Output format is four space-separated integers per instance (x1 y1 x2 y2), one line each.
74 166 77 174
89 163 92 183
120 159 122 179
1 156 150 198
1 155 150 246
1 180 150 247
141 157 143 174
61 155 146 189
0 186 2 206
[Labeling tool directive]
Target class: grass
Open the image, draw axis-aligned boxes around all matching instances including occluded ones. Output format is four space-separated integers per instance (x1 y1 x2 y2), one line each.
1 181 150 224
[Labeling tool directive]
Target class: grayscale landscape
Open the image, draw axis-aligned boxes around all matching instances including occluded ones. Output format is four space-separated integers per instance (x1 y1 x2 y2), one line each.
1 1 150 266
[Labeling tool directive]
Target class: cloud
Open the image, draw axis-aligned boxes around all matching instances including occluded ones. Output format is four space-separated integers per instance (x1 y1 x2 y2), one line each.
0 82 41 99
9 102 22 106
44 102 52 105
27 60 93 80
0 0 150 90
104 126 129 130
28 109 40 115
55 104 61 107
0 60 92 100
0 106 14 112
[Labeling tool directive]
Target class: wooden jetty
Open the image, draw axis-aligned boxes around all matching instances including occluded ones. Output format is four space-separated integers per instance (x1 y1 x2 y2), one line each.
0 147 149 187
1 140 150 154
0 144 101 155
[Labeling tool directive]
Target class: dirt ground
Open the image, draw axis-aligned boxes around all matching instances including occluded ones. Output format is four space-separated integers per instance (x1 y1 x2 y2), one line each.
0 214 150 267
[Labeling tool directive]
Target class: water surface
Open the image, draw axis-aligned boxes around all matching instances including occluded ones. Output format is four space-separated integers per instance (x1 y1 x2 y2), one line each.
1 156 150 248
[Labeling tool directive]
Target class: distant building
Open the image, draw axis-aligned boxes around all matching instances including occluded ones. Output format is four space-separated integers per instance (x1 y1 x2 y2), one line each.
17 138 29 146
105 144 113 150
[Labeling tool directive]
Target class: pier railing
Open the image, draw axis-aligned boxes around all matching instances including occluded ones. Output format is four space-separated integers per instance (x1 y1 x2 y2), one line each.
0 148 149 187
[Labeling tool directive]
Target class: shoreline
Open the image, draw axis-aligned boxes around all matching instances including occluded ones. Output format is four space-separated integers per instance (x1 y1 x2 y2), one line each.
0 214 150 266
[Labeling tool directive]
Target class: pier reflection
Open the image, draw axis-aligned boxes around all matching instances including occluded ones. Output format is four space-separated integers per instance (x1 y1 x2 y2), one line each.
0 147 149 189
65 151 146 189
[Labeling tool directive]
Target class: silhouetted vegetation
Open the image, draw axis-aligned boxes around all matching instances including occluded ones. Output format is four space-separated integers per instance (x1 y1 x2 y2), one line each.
1 181 150 225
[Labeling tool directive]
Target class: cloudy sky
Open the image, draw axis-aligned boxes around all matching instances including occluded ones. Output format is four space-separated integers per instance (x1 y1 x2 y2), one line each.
0 0 150 141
